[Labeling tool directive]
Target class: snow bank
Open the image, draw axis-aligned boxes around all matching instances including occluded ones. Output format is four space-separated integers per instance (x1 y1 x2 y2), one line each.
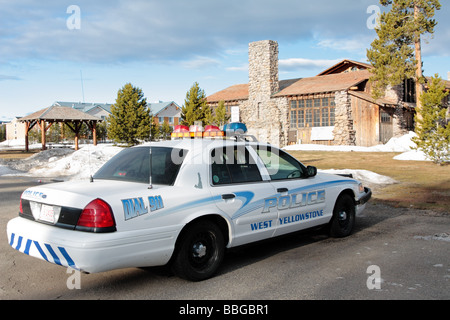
320 169 397 189
4 144 122 180
284 131 433 162
0 139 41 150
393 150 429 161
284 131 417 153
321 169 397 185
0 163 18 175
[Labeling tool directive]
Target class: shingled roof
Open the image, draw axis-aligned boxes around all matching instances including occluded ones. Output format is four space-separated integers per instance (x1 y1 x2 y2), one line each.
273 69 371 97
207 79 302 103
207 70 371 102
20 105 101 122
206 84 250 103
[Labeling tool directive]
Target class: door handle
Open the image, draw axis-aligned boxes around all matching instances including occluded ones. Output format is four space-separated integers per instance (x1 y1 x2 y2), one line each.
222 194 236 200
277 188 289 193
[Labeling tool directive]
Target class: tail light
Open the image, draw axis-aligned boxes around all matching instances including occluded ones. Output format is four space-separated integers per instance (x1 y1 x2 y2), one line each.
76 199 116 232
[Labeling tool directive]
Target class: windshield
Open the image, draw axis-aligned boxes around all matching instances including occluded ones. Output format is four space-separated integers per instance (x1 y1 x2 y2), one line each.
94 146 188 185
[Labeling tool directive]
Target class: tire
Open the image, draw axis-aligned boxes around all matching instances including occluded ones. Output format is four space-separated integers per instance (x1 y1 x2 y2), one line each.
329 194 355 238
171 220 225 281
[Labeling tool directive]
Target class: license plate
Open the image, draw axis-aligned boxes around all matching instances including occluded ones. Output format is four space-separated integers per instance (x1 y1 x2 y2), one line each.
39 204 56 224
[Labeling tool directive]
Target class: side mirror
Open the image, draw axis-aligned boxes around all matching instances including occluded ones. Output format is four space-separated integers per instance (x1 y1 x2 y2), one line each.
306 166 317 178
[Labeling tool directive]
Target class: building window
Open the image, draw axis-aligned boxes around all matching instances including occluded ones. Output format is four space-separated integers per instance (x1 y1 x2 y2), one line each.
289 96 336 128
321 108 329 126
298 110 304 127
290 110 297 128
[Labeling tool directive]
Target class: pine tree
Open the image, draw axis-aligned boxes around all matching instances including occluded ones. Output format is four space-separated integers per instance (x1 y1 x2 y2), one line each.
367 0 441 101
214 100 230 127
181 82 211 126
107 83 151 146
160 121 172 140
412 74 450 164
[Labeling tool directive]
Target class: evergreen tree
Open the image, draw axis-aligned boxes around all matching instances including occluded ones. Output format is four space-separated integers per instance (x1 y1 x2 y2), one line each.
214 100 230 127
412 75 450 164
107 83 151 146
160 121 172 140
181 82 211 126
367 0 441 102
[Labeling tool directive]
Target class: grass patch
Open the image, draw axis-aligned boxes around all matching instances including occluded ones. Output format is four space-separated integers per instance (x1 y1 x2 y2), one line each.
289 150 450 213
0 150 39 160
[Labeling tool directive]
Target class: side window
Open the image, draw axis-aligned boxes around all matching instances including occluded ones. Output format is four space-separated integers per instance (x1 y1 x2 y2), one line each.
211 146 262 185
254 146 305 180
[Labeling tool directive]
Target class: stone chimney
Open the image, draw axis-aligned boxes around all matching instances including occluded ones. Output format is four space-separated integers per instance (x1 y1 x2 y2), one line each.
239 40 289 147
447 71 450 81
248 40 279 102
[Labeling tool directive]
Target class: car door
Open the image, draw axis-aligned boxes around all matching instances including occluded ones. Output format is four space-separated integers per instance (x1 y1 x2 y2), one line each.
209 145 278 247
251 145 328 237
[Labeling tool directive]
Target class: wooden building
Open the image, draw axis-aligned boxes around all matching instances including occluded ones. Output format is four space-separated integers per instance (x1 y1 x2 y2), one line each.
207 40 425 147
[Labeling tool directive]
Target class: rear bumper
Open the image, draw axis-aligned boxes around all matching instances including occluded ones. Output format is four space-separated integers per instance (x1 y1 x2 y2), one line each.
7 217 179 273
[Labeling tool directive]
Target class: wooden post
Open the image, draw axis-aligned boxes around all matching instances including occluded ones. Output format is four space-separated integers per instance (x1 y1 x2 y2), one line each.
24 121 30 153
40 120 46 150
92 121 97 146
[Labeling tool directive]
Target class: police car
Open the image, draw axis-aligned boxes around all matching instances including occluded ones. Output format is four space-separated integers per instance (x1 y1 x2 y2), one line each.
7 123 371 281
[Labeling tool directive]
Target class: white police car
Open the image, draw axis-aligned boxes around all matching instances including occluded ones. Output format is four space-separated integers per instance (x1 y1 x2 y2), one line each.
7 124 371 281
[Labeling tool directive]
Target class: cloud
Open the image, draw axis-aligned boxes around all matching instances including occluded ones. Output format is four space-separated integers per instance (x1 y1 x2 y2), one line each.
0 75 21 81
181 56 221 69
0 0 448 65
226 64 248 72
279 58 342 71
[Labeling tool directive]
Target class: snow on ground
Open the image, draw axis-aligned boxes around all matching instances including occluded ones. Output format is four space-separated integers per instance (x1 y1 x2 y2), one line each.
320 169 397 186
2 144 122 181
284 131 430 161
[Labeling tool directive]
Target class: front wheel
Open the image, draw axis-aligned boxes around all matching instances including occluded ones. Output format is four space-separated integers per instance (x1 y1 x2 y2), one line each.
329 194 355 238
172 220 225 281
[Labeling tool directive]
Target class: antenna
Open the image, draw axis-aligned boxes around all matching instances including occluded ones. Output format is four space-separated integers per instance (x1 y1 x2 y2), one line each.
80 70 85 103
148 121 153 189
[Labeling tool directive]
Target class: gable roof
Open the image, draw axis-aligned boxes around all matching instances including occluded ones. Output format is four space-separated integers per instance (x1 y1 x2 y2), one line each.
20 105 101 122
207 79 302 103
54 101 112 114
148 101 181 115
273 69 371 97
206 84 249 103
316 59 372 76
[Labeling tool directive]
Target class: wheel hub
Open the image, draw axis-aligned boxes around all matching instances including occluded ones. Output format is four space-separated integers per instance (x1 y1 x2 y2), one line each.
192 242 207 258
338 210 347 221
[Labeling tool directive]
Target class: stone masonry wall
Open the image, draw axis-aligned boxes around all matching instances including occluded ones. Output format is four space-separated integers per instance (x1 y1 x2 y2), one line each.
239 40 289 147
332 91 356 145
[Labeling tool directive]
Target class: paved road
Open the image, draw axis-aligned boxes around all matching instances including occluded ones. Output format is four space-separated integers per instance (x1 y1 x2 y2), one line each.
1 176 449 301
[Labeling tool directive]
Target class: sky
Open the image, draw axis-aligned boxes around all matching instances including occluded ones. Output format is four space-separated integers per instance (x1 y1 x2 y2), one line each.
1 0 449 120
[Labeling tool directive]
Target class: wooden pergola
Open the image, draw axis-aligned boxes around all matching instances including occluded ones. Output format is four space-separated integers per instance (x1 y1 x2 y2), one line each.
19 105 103 151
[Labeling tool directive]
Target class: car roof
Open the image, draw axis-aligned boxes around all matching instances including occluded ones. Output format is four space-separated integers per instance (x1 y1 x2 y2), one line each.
139 138 269 152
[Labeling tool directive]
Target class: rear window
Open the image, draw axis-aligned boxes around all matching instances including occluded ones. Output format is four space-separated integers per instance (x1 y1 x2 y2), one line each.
94 146 188 185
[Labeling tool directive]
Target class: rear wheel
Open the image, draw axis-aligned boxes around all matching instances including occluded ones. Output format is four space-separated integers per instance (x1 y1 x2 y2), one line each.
172 220 225 281
329 194 355 238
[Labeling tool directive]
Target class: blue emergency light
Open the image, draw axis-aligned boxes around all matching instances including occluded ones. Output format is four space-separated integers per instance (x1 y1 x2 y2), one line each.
223 122 247 134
